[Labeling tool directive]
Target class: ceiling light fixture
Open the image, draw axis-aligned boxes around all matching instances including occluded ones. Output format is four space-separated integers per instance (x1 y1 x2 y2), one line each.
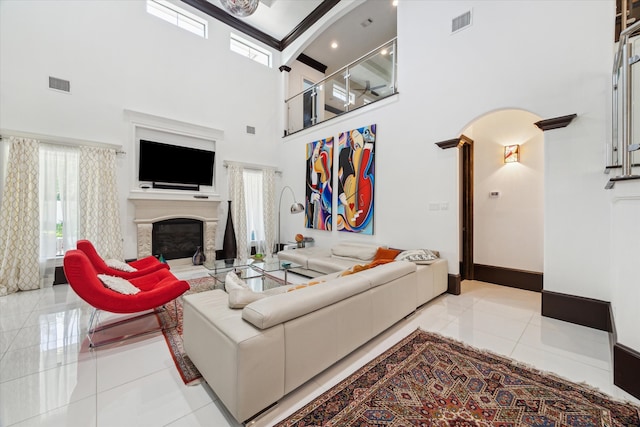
392 0 398 6
331 41 338 49
219 0 259 18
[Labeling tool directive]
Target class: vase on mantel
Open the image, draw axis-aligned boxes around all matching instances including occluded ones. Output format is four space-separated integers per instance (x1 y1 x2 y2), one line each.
221 200 237 265
192 246 206 265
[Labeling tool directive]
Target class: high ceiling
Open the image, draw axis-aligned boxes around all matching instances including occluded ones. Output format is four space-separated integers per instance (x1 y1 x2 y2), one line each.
183 0 397 73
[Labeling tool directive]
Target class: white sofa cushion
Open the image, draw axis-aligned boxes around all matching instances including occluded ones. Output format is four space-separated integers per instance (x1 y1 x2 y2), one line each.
242 274 371 329
330 242 380 260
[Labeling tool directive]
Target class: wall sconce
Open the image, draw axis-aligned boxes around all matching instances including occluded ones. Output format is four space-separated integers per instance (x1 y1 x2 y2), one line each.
504 145 520 163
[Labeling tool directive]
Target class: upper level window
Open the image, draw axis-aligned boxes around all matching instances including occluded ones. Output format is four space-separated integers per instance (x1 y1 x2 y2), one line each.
230 34 272 67
333 84 355 105
146 0 208 39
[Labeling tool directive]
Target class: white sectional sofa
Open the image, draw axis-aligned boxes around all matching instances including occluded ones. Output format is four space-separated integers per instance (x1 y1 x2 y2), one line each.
182 243 448 424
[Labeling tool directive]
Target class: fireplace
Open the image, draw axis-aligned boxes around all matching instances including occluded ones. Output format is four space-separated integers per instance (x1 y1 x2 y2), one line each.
152 218 203 260
129 195 219 263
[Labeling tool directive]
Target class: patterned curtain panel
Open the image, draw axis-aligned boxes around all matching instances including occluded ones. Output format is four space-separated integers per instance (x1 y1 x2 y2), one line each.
0 137 41 296
262 168 276 257
79 146 123 260
228 164 247 259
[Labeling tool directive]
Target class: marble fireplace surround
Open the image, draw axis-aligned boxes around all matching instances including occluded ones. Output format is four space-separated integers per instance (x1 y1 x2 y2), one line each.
130 194 220 263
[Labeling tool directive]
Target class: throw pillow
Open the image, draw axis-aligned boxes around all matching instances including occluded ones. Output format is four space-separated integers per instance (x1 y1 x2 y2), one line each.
372 247 401 262
98 274 141 295
224 272 249 293
395 249 439 264
105 259 138 273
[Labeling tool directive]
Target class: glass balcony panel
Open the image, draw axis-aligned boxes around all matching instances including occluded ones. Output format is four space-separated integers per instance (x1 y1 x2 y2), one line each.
285 38 397 135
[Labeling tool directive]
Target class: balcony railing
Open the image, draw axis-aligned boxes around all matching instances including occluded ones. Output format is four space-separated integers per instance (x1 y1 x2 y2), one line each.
609 21 640 186
285 38 397 135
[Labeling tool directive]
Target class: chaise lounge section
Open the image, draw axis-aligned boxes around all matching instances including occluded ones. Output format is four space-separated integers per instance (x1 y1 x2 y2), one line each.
182 244 448 423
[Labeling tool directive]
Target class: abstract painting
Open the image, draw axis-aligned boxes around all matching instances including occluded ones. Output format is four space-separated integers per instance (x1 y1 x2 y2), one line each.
337 124 375 234
305 137 333 230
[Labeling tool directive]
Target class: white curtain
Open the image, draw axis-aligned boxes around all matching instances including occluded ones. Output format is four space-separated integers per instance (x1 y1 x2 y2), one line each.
79 146 123 260
262 169 276 257
39 144 79 287
228 164 247 259
0 137 41 296
243 169 266 255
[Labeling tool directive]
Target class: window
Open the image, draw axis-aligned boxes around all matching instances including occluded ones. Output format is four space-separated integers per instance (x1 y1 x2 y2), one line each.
243 169 266 254
146 0 208 38
230 34 272 67
333 84 355 105
39 144 79 258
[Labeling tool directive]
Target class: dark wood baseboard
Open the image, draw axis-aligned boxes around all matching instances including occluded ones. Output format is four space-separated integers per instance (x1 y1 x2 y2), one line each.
542 290 612 332
614 343 640 399
447 274 461 295
541 290 640 400
474 264 542 292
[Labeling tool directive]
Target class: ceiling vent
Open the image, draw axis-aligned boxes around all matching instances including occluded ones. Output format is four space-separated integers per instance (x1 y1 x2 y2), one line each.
451 10 472 33
49 76 70 93
360 18 373 28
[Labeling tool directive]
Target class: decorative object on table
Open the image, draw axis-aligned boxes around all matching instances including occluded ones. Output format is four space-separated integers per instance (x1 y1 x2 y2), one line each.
219 0 259 18
277 186 304 253
305 137 333 231
253 253 264 260
192 246 206 265
158 253 166 263
221 200 237 263
337 124 376 235
275 328 640 427
295 233 305 248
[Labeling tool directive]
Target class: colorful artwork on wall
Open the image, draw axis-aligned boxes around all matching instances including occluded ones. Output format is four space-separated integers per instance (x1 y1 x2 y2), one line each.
337 124 375 234
305 137 333 230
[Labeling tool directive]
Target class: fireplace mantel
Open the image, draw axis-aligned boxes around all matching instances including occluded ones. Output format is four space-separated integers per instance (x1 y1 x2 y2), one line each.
129 194 220 262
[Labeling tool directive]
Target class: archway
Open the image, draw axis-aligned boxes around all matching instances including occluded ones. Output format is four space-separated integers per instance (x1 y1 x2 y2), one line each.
460 109 544 290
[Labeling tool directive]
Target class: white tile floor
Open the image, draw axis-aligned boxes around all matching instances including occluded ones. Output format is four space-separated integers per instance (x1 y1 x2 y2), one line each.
1 268 638 427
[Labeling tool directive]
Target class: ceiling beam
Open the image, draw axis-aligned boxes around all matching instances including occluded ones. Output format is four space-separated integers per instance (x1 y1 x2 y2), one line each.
180 0 340 52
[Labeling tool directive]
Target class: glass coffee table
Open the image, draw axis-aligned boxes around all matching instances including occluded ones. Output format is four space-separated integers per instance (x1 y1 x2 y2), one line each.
203 258 302 292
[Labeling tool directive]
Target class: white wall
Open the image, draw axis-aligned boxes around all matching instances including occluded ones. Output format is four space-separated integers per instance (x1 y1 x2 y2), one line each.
281 1 614 288
0 0 282 258
610 184 640 351
466 110 544 272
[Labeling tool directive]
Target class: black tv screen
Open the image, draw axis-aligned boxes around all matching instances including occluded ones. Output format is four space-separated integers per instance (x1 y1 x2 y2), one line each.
138 140 215 186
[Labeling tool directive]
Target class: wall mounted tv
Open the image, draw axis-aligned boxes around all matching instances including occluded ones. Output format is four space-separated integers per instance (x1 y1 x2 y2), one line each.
138 139 215 190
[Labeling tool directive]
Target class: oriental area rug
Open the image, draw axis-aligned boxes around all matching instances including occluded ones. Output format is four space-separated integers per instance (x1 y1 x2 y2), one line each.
156 276 217 385
275 329 640 427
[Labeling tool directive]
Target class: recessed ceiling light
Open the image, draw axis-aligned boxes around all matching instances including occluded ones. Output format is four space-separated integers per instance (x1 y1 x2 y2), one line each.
392 0 398 6
381 49 388 55
331 41 338 49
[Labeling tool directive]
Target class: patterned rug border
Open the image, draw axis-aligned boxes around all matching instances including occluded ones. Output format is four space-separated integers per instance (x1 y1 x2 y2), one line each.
275 327 640 426
156 276 220 386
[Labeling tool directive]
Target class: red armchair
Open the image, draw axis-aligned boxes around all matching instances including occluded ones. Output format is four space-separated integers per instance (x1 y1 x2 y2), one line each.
63 249 190 348
76 239 169 279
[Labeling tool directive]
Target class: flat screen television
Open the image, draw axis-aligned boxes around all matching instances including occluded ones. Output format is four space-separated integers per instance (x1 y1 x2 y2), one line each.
138 140 215 188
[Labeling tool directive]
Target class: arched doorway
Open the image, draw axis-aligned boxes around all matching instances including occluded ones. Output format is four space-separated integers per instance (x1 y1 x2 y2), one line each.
460 109 544 290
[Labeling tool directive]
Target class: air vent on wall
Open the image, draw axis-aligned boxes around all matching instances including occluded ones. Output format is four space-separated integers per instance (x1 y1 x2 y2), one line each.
49 76 70 93
451 10 472 33
246 125 256 134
